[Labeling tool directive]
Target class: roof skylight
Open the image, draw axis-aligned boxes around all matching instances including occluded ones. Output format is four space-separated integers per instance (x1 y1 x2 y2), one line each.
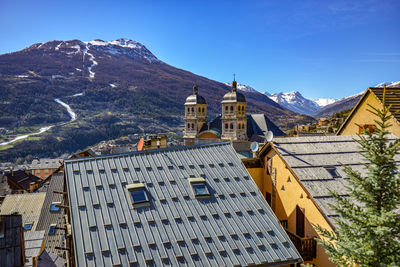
188 177 210 197
126 183 150 207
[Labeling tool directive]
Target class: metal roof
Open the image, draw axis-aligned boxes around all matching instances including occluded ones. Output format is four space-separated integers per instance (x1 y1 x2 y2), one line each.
24 230 45 266
271 134 400 223
65 142 302 266
36 173 66 258
0 192 46 231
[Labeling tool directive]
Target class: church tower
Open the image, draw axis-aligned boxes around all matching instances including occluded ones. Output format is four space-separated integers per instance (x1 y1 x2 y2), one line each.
184 84 207 145
221 77 247 141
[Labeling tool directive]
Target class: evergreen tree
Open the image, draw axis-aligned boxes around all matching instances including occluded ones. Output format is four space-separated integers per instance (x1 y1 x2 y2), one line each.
316 87 400 266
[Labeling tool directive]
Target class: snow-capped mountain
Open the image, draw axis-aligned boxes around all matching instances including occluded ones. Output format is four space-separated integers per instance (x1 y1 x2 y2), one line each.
313 98 336 107
268 91 322 116
225 82 258 93
376 80 400 88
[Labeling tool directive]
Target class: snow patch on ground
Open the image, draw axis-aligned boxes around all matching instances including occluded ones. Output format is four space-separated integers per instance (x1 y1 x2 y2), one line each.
72 93 83 97
83 44 98 79
110 83 117 88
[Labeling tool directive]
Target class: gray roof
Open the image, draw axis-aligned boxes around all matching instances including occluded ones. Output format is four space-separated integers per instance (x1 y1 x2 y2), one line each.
271 134 400 222
24 230 45 266
29 158 63 170
65 142 302 267
36 173 66 258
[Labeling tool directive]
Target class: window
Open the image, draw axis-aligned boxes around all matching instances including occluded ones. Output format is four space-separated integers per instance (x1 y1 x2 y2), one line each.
126 183 150 207
50 202 61 212
188 177 210 197
325 167 341 178
202 107 205 113
24 223 33 231
198 107 201 112
45 169 49 174
230 123 233 130
187 108 190 113
36 170 40 174
230 106 233 111
187 123 190 129
225 123 228 129
225 106 228 111
48 224 56 235
191 107 194 112
359 124 375 134
191 123 194 129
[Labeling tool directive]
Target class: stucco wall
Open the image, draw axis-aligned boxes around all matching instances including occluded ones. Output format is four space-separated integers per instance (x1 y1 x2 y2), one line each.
340 92 400 137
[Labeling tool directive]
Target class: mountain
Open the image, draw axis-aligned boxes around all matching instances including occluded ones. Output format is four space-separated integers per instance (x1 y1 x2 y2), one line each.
268 91 322 116
315 92 364 118
313 98 336 107
0 38 314 161
225 82 257 93
315 80 400 118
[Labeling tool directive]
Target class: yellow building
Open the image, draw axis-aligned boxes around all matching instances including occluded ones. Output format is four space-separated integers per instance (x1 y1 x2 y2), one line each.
243 135 388 266
337 87 400 137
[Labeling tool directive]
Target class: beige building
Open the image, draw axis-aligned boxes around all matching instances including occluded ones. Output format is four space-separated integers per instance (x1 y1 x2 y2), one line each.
337 86 400 137
0 192 46 232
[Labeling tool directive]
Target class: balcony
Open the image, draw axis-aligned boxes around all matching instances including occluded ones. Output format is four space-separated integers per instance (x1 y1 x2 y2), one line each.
281 220 317 261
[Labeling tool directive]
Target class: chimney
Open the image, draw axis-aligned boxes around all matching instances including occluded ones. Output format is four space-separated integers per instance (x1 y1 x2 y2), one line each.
29 182 35 193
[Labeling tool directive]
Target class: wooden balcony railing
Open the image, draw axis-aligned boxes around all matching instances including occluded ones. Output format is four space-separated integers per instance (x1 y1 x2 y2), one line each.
280 221 317 261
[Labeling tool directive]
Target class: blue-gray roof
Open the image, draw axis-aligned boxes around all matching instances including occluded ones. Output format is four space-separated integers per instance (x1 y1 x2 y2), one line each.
65 142 302 266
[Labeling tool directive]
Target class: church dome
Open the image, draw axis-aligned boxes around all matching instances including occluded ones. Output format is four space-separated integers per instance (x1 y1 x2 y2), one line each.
221 80 246 103
185 84 206 105
185 94 206 105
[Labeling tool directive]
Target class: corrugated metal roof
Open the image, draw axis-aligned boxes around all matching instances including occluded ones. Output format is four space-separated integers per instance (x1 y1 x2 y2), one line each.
0 193 46 231
36 173 66 258
65 142 302 267
24 230 45 266
272 134 400 222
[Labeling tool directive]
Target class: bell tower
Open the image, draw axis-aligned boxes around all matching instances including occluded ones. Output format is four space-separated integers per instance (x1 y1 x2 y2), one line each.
184 84 207 145
221 76 247 141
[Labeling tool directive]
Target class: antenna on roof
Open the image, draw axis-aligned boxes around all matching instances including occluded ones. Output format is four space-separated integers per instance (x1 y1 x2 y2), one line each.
250 142 259 158
266 131 274 142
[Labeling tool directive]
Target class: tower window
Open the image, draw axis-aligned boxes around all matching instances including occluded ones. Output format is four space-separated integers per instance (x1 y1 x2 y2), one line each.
225 123 228 129
231 106 233 111
238 124 241 129
225 106 228 111
230 123 233 130
191 107 194 112
192 123 194 129
187 108 190 113
198 107 201 112
202 107 205 113
187 123 190 129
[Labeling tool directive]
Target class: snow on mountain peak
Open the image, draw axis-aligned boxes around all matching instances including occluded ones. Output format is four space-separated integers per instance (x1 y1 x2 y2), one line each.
225 82 258 93
376 80 400 88
313 98 336 107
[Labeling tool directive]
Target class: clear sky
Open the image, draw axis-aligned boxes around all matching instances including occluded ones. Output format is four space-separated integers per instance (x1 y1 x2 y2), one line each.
0 0 399 99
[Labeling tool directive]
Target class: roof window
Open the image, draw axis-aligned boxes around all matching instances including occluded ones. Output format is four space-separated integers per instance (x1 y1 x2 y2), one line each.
48 224 56 235
24 222 33 231
50 202 61 212
126 183 150 207
325 167 341 178
188 177 210 197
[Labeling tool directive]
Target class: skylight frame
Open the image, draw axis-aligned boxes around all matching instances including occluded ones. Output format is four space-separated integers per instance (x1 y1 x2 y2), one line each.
126 183 150 208
325 166 341 178
188 177 210 198
48 224 56 235
24 222 33 231
50 202 61 212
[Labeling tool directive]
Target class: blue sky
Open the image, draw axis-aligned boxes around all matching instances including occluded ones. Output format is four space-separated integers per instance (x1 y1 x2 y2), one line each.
0 0 399 99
